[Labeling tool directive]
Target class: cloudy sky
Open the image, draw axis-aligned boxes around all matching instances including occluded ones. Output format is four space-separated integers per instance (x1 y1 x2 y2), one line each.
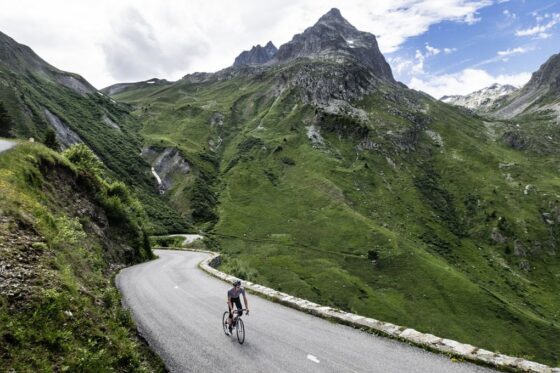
1 0 558 98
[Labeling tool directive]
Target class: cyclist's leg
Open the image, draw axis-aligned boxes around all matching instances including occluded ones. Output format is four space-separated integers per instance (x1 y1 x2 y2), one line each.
233 297 243 322
227 300 235 328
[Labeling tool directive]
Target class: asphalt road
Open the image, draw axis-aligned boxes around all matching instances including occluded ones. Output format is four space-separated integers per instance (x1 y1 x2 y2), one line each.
117 250 496 373
0 139 15 153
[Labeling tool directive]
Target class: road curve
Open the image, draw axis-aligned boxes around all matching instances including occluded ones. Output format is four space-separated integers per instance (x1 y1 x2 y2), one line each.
117 250 496 373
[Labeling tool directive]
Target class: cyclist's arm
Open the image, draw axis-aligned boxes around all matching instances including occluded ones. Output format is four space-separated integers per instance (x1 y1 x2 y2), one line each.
242 291 249 313
227 296 233 311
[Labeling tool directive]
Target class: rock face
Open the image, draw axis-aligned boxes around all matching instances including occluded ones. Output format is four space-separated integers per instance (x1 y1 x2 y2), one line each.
524 53 560 95
141 147 190 193
233 41 277 66
43 109 83 148
492 53 560 119
441 83 518 112
273 8 395 83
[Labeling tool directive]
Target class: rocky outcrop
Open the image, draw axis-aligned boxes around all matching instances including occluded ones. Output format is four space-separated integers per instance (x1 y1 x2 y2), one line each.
43 109 82 148
273 8 395 83
0 215 49 309
54 73 96 96
233 41 277 66
141 147 190 193
101 114 120 130
524 53 560 95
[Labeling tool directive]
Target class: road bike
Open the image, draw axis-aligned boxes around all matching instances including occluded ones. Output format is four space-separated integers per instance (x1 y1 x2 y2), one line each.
222 309 247 344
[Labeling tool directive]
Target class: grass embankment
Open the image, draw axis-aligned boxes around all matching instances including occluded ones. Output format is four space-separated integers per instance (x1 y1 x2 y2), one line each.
0 143 165 371
113 66 560 366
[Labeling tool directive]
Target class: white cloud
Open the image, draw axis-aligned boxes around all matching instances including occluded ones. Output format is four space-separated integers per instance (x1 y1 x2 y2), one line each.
463 12 482 25
390 42 458 82
497 47 529 56
413 49 426 74
425 44 441 56
536 32 552 39
0 0 495 88
408 68 530 98
388 56 414 75
503 9 516 20
516 12 560 37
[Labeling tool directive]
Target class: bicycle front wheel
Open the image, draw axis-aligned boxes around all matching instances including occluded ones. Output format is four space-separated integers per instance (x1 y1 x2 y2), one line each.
222 312 230 336
236 318 245 344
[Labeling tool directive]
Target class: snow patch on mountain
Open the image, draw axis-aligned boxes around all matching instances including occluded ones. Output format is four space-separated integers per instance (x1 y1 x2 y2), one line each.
441 83 518 112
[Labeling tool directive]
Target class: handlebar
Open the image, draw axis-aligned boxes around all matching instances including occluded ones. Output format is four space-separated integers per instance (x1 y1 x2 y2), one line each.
231 309 248 313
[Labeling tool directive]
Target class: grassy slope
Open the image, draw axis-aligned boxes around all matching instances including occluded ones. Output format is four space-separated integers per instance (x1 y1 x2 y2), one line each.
112 66 560 365
0 143 164 371
0 66 186 233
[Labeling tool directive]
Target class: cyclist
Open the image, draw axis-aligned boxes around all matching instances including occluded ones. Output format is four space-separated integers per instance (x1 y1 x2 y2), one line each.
226 279 249 335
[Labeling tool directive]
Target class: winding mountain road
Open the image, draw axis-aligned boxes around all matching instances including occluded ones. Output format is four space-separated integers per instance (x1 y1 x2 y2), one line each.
117 250 496 373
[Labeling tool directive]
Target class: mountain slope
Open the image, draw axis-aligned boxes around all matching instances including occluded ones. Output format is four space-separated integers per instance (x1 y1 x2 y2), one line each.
0 31 185 233
107 9 560 366
486 53 560 156
0 31 95 96
493 53 560 119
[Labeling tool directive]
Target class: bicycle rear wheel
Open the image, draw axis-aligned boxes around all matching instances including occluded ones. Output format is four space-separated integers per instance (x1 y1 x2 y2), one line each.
222 312 230 336
236 318 245 344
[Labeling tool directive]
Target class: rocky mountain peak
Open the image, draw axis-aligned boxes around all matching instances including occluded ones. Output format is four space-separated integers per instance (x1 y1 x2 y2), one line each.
317 8 349 26
233 41 278 66
273 9 394 82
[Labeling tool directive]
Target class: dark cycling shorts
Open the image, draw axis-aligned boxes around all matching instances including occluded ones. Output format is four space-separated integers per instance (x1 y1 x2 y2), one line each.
229 297 242 317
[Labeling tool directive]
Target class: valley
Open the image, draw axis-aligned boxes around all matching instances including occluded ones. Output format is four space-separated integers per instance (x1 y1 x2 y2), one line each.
1 5 559 370
106 9 560 366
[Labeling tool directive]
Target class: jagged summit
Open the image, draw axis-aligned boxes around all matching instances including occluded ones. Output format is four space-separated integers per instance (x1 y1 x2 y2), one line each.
229 9 394 82
273 8 394 82
233 41 277 66
317 8 346 23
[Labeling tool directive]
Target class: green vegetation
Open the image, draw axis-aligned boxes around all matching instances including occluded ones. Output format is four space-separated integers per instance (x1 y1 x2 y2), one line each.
0 143 164 371
0 100 15 138
112 62 560 366
150 235 185 248
42 127 60 151
0 66 186 233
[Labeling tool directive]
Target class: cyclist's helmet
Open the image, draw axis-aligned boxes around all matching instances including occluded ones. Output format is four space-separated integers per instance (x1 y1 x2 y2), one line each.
233 280 241 287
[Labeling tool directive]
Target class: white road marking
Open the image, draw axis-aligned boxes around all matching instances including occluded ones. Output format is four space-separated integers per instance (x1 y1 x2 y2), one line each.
307 354 320 364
